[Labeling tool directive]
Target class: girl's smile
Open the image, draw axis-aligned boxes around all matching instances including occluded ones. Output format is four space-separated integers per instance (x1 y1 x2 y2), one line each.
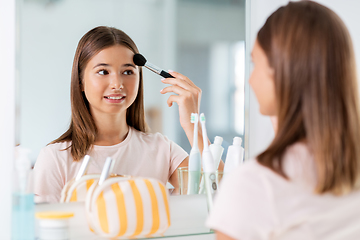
104 94 126 103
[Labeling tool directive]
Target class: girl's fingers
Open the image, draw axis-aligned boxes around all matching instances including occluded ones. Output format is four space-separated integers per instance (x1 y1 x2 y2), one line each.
162 75 201 98
161 85 189 96
161 77 192 91
168 70 188 81
168 70 200 90
167 95 181 107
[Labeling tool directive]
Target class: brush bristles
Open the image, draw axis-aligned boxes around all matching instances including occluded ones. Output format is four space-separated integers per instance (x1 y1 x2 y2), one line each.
200 113 205 122
133 53 147 66
191 113 198 123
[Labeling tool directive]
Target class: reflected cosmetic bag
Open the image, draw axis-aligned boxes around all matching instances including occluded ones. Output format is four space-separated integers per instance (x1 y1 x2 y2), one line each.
60 155 99 203
85 157 171 239
60 155 129 203
60 174 100 202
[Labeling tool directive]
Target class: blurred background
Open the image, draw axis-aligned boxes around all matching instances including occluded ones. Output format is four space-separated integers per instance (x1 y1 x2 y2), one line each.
17 0 247 163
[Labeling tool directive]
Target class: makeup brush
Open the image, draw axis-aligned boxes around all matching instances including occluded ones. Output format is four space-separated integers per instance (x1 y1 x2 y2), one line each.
133 53 174 78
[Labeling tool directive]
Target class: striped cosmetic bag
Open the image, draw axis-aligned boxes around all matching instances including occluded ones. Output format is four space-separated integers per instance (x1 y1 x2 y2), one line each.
85 177 171 238
60 155 100 203
60 174 100 202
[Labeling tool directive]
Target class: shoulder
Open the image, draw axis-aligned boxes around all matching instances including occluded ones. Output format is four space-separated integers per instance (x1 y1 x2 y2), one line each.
40 141 71 155
36 141 72 165
217 159 277 205
207 159 279 239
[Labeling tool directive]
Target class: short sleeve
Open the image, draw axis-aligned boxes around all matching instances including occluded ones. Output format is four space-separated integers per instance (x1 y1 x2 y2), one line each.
33 146 66 203
206 160 277 240
168 139 188 177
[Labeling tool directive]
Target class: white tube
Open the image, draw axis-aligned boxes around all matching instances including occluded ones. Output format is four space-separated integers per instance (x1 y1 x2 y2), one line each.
209 136 224 169
224 137 244 175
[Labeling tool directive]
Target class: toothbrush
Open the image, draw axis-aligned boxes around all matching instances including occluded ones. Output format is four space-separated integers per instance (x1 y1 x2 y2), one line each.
75 155 91 181
98 157 113 186
199 113 217 212
187 113 201 195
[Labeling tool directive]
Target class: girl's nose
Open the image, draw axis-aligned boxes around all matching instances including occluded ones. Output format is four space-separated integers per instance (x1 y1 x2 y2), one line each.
111 74 124 90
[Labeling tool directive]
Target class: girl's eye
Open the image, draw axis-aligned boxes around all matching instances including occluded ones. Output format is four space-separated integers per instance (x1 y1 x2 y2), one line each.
123 70 134 75
98 69 109 75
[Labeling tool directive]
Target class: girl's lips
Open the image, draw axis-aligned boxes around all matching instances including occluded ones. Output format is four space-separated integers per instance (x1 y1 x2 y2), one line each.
104 95 125 103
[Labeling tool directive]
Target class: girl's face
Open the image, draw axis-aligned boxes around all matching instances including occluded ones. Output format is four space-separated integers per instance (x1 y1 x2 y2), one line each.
249 40 277 116
82 45 139 117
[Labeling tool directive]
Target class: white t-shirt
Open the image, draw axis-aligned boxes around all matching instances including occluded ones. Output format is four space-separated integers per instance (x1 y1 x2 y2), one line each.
206 142 360 240
33 127 188 203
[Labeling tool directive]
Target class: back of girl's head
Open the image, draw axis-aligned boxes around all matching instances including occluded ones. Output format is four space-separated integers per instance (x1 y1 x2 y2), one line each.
256 1 360 195
53 26 146 161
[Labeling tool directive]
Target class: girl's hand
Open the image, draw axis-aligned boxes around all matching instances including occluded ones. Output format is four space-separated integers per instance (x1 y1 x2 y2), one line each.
160 70 202 146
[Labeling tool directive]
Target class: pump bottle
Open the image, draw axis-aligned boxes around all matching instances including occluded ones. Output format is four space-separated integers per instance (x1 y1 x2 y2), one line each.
12 147 35 240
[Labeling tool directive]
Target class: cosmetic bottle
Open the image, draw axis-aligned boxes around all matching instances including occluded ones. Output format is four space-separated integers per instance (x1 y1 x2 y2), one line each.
209 136 224 169
36 211 74 240
224 137 244 175
12 147 35 240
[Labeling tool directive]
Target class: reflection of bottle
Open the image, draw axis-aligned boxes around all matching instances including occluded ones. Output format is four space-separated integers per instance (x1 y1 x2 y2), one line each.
224 137 244 176
12 147 35 240
209 136 224 169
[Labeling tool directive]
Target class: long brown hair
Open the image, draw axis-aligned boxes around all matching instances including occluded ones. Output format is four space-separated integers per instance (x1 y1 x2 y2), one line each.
256 1 360 195
51 26 146 161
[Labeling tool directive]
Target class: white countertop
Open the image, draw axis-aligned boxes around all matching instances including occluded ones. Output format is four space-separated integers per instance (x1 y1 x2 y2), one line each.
35 194 214 240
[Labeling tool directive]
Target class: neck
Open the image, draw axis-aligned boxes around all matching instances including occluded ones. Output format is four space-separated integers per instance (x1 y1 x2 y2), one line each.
92 110 129 146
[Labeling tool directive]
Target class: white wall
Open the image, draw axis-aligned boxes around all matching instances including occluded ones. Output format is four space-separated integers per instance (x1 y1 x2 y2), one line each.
248 0 360 158
248 0 290 158
0 0 15 238
314 0 360 89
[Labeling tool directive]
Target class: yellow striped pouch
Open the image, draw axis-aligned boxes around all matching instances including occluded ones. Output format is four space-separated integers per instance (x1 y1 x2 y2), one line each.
60 175 100 203
85 177 171 239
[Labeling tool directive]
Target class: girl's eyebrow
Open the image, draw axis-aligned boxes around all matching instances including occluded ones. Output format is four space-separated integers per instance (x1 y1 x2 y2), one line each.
93 63 136 69
93 63 110 69
123 63 136 68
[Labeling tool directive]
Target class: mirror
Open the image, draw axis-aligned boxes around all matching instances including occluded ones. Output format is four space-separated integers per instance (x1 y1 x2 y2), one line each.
18 0 246 161
17 0 246 236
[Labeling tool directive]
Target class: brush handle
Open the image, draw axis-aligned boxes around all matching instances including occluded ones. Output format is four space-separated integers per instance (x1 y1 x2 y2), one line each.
160 70 175 78
204 172 217 211
75 155 91 181
98 157 113 186
187 171 201 195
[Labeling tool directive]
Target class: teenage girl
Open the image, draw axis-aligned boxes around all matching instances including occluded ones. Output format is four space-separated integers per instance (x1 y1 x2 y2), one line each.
33 26 205 202
207 1 360 239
